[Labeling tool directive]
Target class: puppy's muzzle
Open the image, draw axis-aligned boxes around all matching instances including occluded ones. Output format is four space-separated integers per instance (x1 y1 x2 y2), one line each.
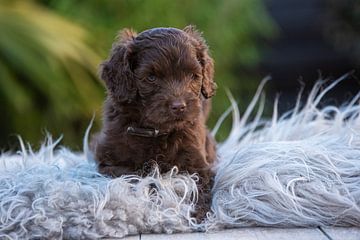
170 100 187 115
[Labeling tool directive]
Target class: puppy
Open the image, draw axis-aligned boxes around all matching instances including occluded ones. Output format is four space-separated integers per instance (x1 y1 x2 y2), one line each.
91 26 217 219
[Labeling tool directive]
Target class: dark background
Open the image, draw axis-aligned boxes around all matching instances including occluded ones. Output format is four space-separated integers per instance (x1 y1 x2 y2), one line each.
261 0 359 112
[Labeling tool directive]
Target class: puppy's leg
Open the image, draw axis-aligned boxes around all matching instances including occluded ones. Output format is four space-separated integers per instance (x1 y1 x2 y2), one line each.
193 169 214 222
176 147 214 222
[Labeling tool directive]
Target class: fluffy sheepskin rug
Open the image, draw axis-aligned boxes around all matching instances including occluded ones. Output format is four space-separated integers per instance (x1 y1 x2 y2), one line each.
1 78 360 239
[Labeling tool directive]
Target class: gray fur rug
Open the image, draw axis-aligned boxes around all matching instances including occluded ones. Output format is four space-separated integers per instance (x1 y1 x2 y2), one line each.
1 79 359 239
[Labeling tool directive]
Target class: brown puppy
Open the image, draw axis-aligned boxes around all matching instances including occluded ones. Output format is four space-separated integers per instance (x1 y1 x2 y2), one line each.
91 26 217 219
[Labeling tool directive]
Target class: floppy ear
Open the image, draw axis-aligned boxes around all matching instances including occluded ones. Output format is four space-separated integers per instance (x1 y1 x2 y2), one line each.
184 25 217 99
99 29 137 103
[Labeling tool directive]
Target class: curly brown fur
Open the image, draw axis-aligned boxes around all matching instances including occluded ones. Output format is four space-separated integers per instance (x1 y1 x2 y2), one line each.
91 26 217 220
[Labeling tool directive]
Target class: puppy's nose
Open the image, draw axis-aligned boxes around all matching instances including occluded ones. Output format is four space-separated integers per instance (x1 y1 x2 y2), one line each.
170 100 186 113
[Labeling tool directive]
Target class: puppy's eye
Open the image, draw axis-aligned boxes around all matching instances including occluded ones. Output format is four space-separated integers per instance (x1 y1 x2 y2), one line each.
147 75 157 82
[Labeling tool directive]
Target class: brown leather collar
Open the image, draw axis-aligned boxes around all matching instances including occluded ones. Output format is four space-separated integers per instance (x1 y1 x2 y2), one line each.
126 126 169 138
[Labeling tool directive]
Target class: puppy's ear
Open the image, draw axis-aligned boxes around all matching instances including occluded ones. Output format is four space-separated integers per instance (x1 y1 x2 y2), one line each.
184 25 217 99
99 29 137 103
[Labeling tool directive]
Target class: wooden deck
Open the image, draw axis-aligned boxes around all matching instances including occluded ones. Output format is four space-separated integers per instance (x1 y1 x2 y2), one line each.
121 227 360 240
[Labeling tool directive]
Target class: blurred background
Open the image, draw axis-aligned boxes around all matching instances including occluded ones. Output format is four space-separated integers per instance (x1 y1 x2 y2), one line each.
0 0 359 150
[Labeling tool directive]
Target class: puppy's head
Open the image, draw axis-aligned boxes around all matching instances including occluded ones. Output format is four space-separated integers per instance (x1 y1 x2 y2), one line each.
100 26 216 130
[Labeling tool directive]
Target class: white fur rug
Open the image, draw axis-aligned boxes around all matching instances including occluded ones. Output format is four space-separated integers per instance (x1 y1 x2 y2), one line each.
1 78 360 239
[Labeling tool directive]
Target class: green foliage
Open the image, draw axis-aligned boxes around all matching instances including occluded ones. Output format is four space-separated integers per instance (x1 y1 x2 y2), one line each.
0 1 104 148
0 0 276 148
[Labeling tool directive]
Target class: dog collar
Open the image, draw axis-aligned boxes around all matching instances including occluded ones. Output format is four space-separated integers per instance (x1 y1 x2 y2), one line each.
126 126 169 138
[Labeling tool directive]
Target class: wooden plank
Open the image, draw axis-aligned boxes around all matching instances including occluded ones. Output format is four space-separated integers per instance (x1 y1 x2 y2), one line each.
141 231 206 240
252 228 328 240
126 236 140 240
103 234 140 240
320 227 360 240
142 228 328 240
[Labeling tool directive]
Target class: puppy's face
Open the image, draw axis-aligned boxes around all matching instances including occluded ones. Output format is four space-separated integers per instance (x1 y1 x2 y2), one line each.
100 27 216 130
133 31 204 128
